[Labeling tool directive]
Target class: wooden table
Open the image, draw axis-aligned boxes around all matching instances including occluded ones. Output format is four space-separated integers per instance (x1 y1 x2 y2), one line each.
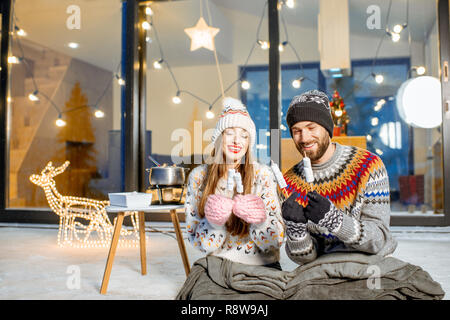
100 204 190 295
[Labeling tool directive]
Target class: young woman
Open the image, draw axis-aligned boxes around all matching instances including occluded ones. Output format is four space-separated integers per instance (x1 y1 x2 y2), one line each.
183 97 284 270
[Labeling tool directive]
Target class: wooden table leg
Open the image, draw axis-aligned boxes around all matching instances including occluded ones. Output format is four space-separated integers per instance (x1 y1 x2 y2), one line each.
100 212 125 295
170 209 190 276
138 211 147 275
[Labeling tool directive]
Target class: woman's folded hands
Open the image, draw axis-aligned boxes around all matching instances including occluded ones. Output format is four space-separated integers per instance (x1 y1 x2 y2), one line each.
204 194 266 226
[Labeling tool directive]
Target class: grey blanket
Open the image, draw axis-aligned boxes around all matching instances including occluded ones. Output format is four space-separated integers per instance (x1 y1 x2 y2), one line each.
175 253 444 300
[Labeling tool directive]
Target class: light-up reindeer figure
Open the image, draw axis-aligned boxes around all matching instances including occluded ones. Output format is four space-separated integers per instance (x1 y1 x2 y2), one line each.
29 161 140 248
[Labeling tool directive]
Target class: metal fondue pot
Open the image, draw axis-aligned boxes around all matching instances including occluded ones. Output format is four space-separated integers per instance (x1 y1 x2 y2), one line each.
145 165 188 187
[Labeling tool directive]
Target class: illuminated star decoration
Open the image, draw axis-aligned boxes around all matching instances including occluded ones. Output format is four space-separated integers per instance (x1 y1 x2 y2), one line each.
184 17 220 51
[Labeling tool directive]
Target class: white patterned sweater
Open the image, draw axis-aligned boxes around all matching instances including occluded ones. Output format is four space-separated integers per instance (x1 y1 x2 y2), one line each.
185 163 285 266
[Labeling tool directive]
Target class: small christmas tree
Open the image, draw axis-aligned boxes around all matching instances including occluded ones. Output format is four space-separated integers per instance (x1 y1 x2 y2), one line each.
54 82 98 197
329 90 350 136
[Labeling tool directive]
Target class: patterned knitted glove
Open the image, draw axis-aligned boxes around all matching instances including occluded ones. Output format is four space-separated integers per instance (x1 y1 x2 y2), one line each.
282 192 308 240
204 194 234 227
232 194 266 224
305 191 343 233
281 192 307 224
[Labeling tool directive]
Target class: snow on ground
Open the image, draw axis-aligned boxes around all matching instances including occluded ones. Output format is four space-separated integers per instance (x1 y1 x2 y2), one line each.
0 223 448 299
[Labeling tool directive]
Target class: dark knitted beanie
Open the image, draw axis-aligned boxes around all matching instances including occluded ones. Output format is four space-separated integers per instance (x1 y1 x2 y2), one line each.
286 90 334 138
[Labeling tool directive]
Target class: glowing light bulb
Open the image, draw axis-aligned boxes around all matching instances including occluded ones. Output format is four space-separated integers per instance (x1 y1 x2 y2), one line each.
94 110 105 118
172 95 181 104
278 44 284 52
8 56 20 64
206 110 214 119
335 109 343 117
391 32 401 42
393 24 403 34
145 7 153 16
142 21 151 30
28 91 39 101
241 80 250 90
117 78 125 86
56 118 66 127
16 28 27 37
375 74 384 84
259 41 269 50
292 79 301 89
416 66 426 75
153 60 163 69
68 42 79 49
285 0 295 8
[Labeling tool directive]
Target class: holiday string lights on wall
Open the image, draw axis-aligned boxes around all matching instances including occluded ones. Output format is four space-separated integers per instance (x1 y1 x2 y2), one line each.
29 161 141 248
9 10 124 128
143 0 310 119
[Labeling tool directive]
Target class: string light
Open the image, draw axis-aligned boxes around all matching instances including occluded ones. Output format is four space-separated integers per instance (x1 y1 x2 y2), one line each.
145 6 153 16
278 41 288 52
389 31 401 42
8 56 20 64
67 42 79 49
14 26 26 37
142 20 151 31
285 0 295 9
11 13 123 130
416 66 426 75
372 73 384 84
144 1 305 118
94 109 105 118
28 90 39 102
292 77 304 89
392 24 404 34
206 110 214 119
411 66 426 76
241 80 250 90
172 91 182 104
153 59 163 69
55 115 67 127
115 74 125 86
257 40 270 50
374 98 386 111
29 161 141 248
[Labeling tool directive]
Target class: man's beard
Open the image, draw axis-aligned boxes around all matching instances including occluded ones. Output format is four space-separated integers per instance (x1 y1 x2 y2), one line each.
295 134 330 162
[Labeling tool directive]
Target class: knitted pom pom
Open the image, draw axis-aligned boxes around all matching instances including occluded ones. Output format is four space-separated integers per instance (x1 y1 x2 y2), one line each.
204 194 234 226
233 194 266 224
222 97 247 112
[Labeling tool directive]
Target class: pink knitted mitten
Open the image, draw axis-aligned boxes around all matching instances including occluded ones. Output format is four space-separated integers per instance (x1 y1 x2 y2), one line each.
204 194 234 226
232 194 267 224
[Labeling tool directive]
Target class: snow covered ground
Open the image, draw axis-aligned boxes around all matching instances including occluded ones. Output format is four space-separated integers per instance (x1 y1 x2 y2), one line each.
0 223 449 300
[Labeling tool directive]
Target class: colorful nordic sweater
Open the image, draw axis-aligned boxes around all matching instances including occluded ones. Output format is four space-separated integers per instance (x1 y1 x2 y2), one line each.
185 162 284 266
283 142 397 265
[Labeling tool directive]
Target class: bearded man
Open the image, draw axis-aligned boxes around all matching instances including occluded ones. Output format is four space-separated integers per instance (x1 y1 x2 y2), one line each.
281 90 397 265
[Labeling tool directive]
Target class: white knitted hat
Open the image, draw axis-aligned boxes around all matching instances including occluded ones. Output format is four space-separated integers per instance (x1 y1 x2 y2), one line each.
211 97 256 148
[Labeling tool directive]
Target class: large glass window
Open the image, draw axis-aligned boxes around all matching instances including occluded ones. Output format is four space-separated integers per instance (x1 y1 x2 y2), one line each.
242 0 444 217
7 0 124 208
